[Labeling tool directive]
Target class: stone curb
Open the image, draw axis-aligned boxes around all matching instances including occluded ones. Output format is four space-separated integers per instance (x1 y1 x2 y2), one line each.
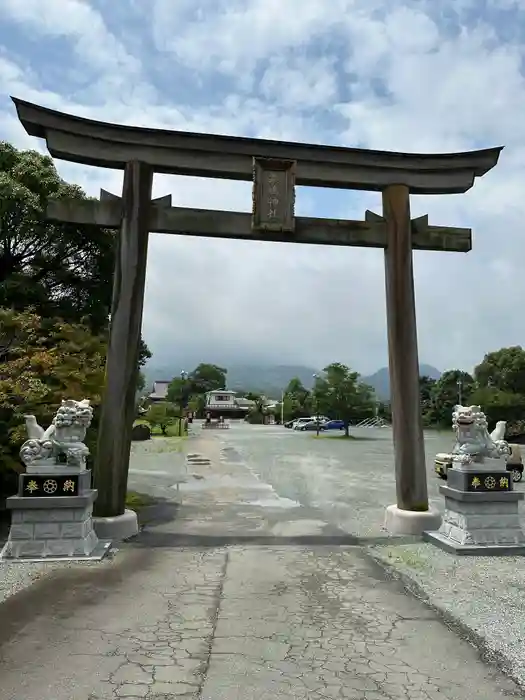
367 548 524 691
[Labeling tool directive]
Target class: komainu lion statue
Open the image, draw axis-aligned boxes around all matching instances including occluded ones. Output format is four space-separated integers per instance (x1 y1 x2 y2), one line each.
20 399 93 469
450 404 510 467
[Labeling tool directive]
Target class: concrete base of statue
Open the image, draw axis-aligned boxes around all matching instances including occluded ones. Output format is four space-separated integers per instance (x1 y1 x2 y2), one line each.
424 467 525 555
1 469 111 561
384 504 442 535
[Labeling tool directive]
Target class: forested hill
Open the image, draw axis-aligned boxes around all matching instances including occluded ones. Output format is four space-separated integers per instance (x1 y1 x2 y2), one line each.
144 362 441 399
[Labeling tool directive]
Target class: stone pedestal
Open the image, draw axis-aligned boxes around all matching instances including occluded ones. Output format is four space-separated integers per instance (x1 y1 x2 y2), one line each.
384 504 442 535
425 466 525 555
1 469 111 561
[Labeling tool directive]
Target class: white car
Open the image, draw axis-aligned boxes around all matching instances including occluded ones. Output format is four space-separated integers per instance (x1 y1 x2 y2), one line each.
293 416 328 430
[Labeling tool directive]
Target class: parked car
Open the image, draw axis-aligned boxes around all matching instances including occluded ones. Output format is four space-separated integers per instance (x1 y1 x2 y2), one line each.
435 443 524 482
293 418 316 430
323 419 345 431
293 416 329 431
283 420 295 429
299 420 325 431
296 417 334 431
298 419 345 432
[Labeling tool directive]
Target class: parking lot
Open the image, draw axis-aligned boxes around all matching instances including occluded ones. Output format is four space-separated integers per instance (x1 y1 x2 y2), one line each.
214 422 525 538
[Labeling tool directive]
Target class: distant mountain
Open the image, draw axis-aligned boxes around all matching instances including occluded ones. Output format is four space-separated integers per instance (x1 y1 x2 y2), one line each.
226 364 319 398
144 361 441 401
143 362 319 399
362 364 441 401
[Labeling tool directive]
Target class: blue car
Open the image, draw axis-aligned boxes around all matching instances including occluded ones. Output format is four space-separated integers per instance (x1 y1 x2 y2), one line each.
323 419 345 430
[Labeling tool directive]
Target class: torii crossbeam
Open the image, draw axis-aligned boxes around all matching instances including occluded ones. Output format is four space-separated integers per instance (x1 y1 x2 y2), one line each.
11 96 502 535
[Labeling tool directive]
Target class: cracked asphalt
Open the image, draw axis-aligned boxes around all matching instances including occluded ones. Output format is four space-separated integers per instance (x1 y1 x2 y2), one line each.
0 545 519 699
0 425 522 698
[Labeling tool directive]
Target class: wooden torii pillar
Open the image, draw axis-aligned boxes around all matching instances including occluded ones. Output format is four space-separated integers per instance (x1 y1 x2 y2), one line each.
11 96 502 534
94 178 171 518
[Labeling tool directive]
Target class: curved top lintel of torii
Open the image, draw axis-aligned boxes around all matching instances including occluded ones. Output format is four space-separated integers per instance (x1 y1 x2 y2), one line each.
11 96 503 195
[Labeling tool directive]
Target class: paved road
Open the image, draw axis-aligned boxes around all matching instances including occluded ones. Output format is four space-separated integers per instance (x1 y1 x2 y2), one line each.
198 423 525 538
1 427 523 698
127 423 525 540
0 545 519 699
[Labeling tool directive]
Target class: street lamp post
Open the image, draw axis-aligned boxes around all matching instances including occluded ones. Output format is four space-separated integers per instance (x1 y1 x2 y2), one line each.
280 390 285 426
457 378 463 406
180 370 187 436
313 373 320 437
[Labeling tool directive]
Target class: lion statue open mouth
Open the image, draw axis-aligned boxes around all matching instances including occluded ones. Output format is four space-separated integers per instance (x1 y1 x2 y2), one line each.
451 404 510 466
453 406 476 426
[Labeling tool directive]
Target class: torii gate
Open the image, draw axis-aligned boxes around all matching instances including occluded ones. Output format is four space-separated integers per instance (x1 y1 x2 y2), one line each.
11 97 502 535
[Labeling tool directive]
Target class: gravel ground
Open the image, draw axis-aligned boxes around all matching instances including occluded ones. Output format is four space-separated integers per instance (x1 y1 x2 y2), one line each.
0 553 117 605
369 542 525 689
0 560 49 603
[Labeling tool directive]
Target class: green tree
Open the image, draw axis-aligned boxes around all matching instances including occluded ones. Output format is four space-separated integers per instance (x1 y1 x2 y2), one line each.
419 375 437 426
468 386 525 434
0 141 151 388
251 394 266 413
0 143 114 334
136 371 146 394
188 363 227 394
429 370 475 426
283 377 312 420
166 376 189 405
187 394 205 416
246 409 265 424
137 339 152 372
315 363 376 437
474 346 525 394
145 402 178 435
244 393 268 424
0 309 106 498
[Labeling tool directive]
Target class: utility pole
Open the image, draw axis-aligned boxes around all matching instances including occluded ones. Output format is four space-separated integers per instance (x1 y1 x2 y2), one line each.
457 377 463 406
180 370 187 436
313 373 320 437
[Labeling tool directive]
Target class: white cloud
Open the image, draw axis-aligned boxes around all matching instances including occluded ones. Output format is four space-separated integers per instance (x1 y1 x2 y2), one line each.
1 0 139 74
151 0 346 75
259 54 338 109
1 0 525 378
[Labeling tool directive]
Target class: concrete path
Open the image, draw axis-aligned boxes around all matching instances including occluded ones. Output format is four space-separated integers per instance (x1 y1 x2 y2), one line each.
0 545 519 699
0 428 521 698
134 431 353 545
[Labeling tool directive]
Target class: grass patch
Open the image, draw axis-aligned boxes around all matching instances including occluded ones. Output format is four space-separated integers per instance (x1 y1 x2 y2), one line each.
126 490 156 510
381 546 428 571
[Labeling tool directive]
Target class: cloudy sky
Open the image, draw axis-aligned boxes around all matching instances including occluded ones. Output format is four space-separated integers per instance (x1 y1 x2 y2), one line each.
1 0 524 376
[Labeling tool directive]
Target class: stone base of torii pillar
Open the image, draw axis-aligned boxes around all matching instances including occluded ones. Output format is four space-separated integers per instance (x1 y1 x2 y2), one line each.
385 504 442 536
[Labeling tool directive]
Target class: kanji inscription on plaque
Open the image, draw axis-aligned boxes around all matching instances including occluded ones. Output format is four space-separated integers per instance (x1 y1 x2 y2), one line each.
252 158 296 232
20 474 80 497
